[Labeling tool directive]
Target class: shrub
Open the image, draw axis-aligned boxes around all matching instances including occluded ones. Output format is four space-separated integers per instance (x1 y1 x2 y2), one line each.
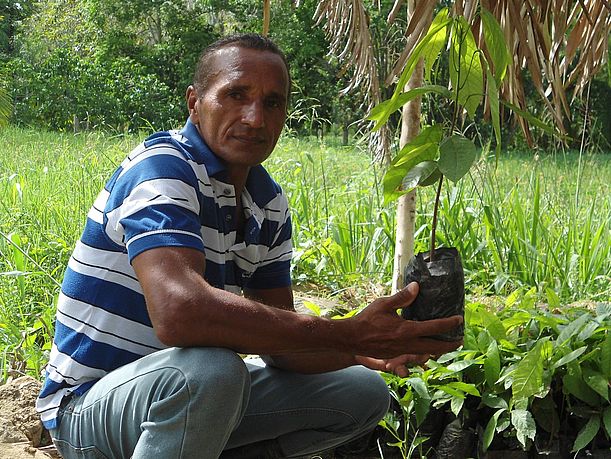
9 49 181 132
381 290 611 457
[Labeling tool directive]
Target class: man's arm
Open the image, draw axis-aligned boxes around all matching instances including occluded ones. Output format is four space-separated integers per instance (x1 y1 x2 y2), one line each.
133 246 462 363
243 286 358 372
244 287 433 375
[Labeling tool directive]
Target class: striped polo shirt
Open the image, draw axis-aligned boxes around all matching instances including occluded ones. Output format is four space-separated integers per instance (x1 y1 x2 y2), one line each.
36 119 293 429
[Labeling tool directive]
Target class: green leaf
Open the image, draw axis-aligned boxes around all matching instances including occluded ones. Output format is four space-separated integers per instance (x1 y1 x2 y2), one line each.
480 7 510 86
583 368 610 402
483 408 506 451
414 396 430 426
450 396 464 417
438 134 478 183
556 313 591 347
407 377 430 400
394 11 453 100
505 288 522 307
563 365 600 406
302 301 321 316
497 412 511 432
601 332 611 379
604 406 611 437
512 339 546 401
545 288 561 309
572 416 601 452
417 162 442 187
372 11 452 130
368 86 452 131
408 377 431 426
422 8 450 81
482 393 508 410
577 321 599 342
402 161 440 190
475 308 507 341
552 346 587 370
447 359 478 372
437 385 466 398
382 125 443 204
511 409 536 449
484 339 501 387
448 381 481 397
449 17 483 118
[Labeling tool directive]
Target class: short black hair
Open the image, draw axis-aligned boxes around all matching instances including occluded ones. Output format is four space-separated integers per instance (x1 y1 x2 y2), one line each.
193 33 291 97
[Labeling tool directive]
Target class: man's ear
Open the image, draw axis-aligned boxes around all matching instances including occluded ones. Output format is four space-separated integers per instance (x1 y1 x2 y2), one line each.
186 85 200 124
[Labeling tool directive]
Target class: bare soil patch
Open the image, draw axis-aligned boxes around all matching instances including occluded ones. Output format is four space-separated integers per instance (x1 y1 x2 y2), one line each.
0 377 57 459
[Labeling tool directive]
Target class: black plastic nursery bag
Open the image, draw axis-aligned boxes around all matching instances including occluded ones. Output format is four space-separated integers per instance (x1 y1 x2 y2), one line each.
401 247 465 341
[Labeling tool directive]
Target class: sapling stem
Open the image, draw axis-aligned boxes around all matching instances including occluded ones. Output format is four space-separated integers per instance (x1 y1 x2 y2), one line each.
430 174 444 262
429 18 461 262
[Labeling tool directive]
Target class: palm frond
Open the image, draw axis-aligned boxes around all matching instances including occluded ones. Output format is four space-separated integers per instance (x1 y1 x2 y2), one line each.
314 0 610 146
313 0 390 159
314 0 381 100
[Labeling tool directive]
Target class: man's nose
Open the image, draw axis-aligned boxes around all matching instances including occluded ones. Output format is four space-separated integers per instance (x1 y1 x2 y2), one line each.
242 101 265 128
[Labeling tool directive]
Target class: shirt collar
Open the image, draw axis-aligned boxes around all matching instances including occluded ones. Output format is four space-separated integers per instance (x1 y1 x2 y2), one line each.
176 119 280 207
178 119 226 177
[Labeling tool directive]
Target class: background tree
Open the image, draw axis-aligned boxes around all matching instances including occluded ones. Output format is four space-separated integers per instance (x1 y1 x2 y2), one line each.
5 0 353 136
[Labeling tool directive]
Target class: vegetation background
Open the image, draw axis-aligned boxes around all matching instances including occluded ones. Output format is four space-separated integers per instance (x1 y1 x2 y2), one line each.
0 0 610 456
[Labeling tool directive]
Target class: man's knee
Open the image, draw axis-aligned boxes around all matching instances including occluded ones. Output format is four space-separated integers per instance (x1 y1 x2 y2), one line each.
164 347 251 399
344 367 390 428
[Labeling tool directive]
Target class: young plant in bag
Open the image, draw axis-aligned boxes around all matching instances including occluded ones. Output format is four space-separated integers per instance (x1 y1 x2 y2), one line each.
368 7 554 340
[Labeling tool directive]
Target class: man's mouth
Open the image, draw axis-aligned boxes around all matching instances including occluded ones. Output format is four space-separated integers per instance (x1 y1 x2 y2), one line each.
233 134 265 144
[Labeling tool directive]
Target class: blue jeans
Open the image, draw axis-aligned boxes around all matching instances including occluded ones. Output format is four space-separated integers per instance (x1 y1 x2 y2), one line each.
50 347 389 458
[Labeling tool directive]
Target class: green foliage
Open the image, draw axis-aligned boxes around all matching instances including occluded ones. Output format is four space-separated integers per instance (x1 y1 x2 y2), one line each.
89 0 219 100
0 126 135 378
369 7 523 255
5 0 355 136
448 16 483 119
9 49 180 132
269 137 395 292
381 296 611 455
382 125 443 204
437 134 477 183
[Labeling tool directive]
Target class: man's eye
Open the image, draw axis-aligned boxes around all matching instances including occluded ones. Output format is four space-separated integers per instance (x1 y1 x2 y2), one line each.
266 99 282 108
229 91 243 100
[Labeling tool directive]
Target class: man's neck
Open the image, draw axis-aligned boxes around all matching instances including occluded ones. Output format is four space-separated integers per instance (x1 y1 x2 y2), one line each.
225 165 250 202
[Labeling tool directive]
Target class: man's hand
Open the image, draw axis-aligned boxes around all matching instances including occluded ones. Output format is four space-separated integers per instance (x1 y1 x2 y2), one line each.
348 282 463 359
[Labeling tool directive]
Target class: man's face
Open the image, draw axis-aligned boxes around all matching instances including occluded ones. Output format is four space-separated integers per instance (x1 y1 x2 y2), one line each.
189 46 289 169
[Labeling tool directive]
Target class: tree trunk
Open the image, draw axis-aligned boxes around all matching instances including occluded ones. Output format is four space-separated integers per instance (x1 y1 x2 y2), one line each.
391 63 423 292
342 117 349 145
262 0 271 36
391 0 427 293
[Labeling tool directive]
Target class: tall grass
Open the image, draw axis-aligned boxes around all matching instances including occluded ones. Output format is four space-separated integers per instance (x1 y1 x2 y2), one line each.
0 126 610 380
266 141 611 303
268 138 395 294
0 127 137 379
429 151 611 301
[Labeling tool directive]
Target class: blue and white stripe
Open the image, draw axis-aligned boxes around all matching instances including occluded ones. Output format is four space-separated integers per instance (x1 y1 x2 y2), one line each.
37 120 293 428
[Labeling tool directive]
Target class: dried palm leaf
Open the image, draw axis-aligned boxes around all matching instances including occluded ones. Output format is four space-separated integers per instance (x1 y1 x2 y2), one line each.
313 0 610 149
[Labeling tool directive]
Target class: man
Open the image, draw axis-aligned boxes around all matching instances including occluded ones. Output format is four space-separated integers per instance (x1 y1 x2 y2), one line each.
37 34 462 458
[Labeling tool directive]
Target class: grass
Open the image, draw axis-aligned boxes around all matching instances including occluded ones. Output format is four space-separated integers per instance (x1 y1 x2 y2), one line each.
0 125 610 381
